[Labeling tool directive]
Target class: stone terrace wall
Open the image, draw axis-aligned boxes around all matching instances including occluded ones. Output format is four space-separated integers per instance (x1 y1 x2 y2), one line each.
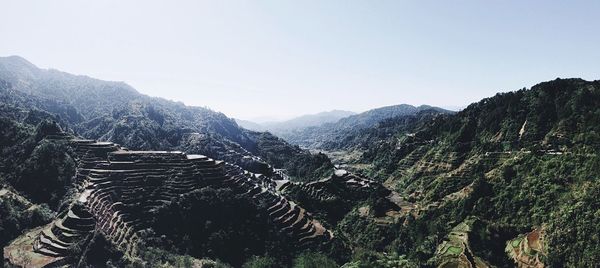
4 135 332 267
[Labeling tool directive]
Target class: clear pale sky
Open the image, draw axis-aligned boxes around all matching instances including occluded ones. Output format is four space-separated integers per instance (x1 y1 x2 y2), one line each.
1 1 599 121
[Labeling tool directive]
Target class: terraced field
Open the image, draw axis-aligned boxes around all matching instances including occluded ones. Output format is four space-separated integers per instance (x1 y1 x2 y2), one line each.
434 218 491 268
506 228 546 268
3 133 333 267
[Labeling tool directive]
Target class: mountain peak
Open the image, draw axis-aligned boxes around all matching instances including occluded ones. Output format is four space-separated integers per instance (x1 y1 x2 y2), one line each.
0 55 35 65
0 55 42 78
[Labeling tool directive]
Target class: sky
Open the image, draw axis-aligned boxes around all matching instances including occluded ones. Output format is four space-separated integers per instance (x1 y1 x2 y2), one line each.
1 1 599 121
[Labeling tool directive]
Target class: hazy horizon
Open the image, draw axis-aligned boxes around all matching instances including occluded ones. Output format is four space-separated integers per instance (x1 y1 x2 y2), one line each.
2 1 599 120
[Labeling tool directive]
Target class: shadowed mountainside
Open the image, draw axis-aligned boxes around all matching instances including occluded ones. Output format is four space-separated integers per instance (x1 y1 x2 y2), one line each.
0 56 333 180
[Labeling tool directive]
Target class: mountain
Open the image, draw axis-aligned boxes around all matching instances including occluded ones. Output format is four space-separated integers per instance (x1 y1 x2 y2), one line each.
0 56 333 180
235 118 268 131
0 56 140 120
333 78 600 267
280 104 453 149
1 55 599 267
321 109 446 151
0 56 341 267
237 110 356 133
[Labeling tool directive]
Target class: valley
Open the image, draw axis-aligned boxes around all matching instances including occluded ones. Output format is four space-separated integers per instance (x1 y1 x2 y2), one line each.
1 56 599 268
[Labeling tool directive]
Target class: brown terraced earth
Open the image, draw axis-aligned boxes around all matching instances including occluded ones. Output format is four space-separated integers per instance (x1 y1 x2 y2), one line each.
4 133 338 267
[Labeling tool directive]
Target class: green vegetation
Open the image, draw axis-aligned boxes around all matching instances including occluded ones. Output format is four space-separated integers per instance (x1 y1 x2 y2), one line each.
2 55 599 267
0 58 333 181
340 251 419 268
0 59 333 266
144 187 297 267
247 131 333 179
281 104 452 149
292 252 338 268
328 78 600 267
242 256 278 268
0 119 76 209
511 238 522 248
0 189 53 249
0 118 75 251
446 246 462 255
12 139 76 207
133 247 233 268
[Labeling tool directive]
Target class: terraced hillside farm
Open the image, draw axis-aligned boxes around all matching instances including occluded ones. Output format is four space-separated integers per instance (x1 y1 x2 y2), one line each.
3 133 334 267
3 2 600 266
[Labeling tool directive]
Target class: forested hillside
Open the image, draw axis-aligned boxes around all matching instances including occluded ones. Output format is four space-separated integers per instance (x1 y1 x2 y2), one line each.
0 58 335 267
280 104 452 149
319 109 447 151
333 78 600 267
0 56 332 180
2 55 599 268
0 86 75 256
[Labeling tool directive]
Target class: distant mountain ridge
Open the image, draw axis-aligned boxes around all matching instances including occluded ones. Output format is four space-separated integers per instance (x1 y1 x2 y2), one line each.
236 109 356 133
235 118 267 131
279 104 453 148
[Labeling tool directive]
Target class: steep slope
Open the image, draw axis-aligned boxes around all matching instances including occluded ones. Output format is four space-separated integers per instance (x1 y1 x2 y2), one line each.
0 56 139 120
3 55 598 267
281 104 452 149
0 58 335 265
0 113 76 263
322 109 447 151
0 56 332 180
338 78 600 267
3 132 334 267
